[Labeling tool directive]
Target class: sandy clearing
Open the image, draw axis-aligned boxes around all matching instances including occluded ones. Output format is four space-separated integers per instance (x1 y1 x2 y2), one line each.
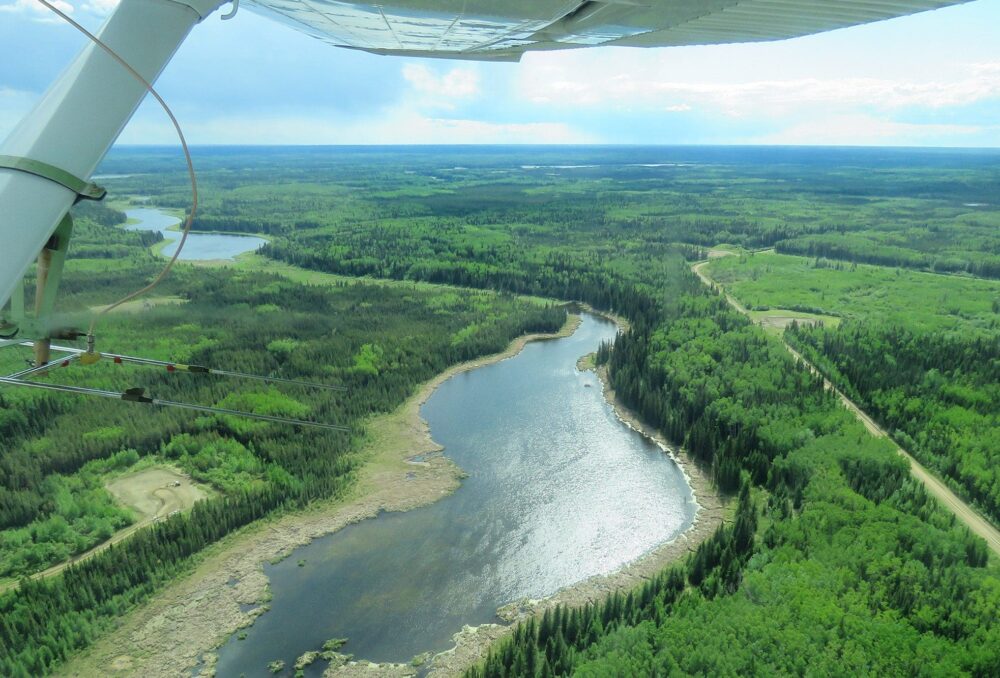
757 315 827 331
105 467 207 522
88 296 186 314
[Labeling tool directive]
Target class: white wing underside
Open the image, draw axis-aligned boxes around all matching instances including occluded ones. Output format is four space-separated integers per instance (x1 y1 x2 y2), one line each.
246 0 972 61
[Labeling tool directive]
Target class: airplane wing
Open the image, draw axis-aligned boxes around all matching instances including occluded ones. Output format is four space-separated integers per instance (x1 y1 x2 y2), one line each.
245 0 972 61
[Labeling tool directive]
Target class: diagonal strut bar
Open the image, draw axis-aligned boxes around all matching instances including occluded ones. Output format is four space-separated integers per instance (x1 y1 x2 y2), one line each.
0 376 348 432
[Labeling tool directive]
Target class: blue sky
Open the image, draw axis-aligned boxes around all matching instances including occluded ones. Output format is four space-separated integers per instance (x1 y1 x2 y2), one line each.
1 0 999 146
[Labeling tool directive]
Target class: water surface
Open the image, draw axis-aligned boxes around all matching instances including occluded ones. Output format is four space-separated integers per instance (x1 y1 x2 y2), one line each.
213 314 695 676
124 207 266 261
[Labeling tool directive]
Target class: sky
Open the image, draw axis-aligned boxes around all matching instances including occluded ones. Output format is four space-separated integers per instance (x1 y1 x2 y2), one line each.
1 0 999 146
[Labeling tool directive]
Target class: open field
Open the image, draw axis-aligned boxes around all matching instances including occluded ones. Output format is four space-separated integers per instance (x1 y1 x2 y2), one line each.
749 309 841 335
705 251 1000 335
88 296 186 314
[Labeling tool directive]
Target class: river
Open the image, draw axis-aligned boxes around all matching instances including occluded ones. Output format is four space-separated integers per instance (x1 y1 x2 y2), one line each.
213 314 696 677
124 207 267 260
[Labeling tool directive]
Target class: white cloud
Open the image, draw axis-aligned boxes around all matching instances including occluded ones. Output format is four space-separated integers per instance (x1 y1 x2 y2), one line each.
115 102 595 145
0 0 73 19
0 0 119 18
402 64 480 99
80 0 118 13
518 53 1000 118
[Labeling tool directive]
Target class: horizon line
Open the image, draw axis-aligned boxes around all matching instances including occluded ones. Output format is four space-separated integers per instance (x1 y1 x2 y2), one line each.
106 143 1000 151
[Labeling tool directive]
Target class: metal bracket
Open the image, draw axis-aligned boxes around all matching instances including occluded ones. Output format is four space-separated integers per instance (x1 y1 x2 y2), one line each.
0 155 106 203
0 214 76 353
35 214 74 322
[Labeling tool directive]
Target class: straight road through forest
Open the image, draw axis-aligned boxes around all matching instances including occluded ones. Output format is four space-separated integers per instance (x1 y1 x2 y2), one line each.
691 257 1000 558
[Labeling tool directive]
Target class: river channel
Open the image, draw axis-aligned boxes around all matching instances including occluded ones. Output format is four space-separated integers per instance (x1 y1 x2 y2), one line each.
213 314 696 677
124 207 266 260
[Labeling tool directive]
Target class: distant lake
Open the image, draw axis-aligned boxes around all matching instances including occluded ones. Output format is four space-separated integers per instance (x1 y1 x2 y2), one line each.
213 313 696 677
124 207 266 261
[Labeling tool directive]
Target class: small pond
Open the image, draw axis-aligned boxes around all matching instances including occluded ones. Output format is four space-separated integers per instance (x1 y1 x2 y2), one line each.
125 207 266 261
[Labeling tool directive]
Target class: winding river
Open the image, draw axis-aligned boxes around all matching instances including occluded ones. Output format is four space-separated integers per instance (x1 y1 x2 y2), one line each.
213 314 696 676
124 207 266 260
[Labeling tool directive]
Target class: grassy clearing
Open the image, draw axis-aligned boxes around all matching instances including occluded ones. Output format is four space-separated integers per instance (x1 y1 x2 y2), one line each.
747 309 842 336
706 252 1000 335
224 254 557 308
87 296 187 314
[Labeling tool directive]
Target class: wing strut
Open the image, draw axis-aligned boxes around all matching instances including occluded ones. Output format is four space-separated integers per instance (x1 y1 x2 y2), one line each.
0 376 348 432
33 342 347 392
3 341 349 431
0 0 225 313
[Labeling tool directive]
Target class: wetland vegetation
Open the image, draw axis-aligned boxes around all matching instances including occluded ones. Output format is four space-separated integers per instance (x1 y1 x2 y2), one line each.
2 145 999 676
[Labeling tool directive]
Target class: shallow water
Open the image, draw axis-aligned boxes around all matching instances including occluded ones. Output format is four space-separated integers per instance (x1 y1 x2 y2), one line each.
124 207 266 261
213 314 696 677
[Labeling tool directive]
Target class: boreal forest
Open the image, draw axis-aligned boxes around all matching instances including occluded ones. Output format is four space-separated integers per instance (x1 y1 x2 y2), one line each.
1 146 998 677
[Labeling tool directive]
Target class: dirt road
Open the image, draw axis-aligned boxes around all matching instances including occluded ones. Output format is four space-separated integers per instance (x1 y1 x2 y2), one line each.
692 257 1000 557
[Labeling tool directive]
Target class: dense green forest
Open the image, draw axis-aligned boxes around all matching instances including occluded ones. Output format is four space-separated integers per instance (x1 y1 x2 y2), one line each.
97 145 1000 281
787 322 1000 524
2 146 1000 676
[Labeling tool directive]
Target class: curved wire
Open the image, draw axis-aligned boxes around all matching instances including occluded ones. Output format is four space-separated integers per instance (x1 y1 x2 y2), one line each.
37 0 199 335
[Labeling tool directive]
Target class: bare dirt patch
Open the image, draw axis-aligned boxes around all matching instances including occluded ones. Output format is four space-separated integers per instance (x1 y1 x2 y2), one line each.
749 309 840 333
106 467 207 522
758 315 824 331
